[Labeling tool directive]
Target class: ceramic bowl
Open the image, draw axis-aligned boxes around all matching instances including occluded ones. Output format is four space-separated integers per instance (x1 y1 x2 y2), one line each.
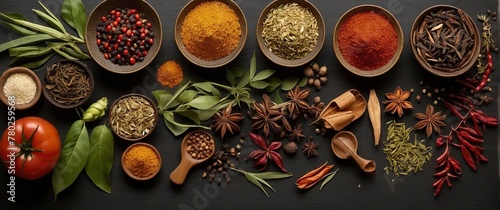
109 93 158 141
175 0 247 68
410 5 480 77
0 67 42 110
256 0 325 67
86 0 162 74
121 142 162 181
333 4 403 77
42 60 94 109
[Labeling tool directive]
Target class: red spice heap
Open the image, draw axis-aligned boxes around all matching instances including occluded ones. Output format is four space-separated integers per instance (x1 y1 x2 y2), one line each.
338 11 397 71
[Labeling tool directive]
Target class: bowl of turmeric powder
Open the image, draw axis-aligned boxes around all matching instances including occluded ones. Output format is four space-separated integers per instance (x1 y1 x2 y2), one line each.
175 0 247 68
121 142 162 181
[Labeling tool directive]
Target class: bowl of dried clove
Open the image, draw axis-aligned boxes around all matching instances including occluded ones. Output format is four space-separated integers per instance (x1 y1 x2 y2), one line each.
410 5 481 77
109 93 158 141
42 59 94 109
256 0 325 67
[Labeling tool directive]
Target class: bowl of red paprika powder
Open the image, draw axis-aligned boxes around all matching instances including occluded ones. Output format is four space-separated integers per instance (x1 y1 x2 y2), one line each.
86 0 162 74
333 5 403 77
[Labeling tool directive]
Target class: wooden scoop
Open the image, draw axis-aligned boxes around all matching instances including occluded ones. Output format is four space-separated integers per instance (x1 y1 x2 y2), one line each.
170 130 215 185
331 131 376 173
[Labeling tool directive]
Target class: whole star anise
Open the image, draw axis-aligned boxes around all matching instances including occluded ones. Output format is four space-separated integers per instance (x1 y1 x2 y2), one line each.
288 124 305 143
250 94 283 137
303 137 318 158
285 86 311 120
413 104 446 138
247 132 286 172
211 102 244 138
383 86 413 117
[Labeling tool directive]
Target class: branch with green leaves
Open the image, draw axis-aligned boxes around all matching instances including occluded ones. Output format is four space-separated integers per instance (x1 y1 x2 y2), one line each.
152 52 307 136
0 0 89 68
230 168 293 197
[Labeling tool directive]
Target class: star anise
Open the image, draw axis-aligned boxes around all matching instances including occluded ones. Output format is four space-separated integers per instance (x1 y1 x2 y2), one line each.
285 86 311 120
288 124 305 143
413 104 446 138
383 86 413 117
303 137 318 158
309 96 324 119
247 132 286 172
211 102 244 139
250 94 283 137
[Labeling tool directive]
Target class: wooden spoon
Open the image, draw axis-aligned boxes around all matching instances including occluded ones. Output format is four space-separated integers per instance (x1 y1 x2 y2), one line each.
331 131 376 173
170 130 215 185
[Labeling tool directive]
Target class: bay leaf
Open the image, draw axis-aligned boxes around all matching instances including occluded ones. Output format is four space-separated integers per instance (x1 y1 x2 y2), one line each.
187 95 219 110
85 125 114 194
281 77 300 91
61 0 87 40
251 69 275 82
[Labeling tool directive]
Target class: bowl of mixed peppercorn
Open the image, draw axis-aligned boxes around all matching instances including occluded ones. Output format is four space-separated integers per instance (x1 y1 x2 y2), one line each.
85 0 162 74
333 4 403 77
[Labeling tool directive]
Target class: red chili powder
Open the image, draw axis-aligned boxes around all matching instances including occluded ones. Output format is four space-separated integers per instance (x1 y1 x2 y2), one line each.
338 11 398 71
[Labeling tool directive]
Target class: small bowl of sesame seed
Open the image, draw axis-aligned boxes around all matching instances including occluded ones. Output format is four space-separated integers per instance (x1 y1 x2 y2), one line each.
0 66 42 110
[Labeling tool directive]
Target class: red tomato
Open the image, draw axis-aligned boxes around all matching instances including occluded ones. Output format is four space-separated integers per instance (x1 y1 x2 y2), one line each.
0 117 61 180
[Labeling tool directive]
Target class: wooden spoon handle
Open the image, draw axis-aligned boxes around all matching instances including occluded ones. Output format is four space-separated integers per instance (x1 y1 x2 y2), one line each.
351 152 376 173
169 158 194 185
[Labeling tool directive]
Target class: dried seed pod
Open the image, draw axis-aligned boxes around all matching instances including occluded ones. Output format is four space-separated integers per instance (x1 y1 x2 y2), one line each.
318 65 327 76
367 89 381 146
319 76 327 84
313 79 321 89
304 66 314 77
311 62 319 72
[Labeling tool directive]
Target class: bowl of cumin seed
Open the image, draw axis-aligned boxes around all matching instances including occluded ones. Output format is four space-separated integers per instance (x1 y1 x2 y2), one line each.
410 5 480 77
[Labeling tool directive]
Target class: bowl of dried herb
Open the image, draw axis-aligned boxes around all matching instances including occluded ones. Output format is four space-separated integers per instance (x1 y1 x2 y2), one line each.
333 4 403 77
256 0 325 67
85 0 162 74
0 66 42 110
42 59 94 109
175 0 247 68
410 5 480 77
109 93 158 141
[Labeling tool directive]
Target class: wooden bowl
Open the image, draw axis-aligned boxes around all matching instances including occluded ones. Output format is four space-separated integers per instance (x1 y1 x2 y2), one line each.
175 0 247 68
86 0 162 74
121 142 162 181
256 0 325 67
42 59 94 109
0 67 42 110
109 93 158 141
333 4 403 77
410 5 480 77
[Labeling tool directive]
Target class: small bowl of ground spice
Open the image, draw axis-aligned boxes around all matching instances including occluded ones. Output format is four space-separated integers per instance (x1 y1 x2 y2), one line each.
42 59 94 109
175 0 247 68
333 4 404 77
86 0 162 74
109 93 158 141
0 67 42 110
122 142 161 181
410 5 480 77
256 0 325 67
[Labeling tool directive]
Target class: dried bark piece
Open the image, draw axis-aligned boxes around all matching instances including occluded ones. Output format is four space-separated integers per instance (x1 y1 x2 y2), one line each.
368 89 381 146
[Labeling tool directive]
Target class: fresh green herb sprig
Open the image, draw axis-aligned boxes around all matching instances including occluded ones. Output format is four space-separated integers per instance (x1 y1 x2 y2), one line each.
230 168 293 197
152 52 307 136
0 0 89 68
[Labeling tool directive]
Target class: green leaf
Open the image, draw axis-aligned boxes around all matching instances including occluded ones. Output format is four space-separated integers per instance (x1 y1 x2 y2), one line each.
0 34 55 53
187 95 219 110
9 52 55 68
32 8 66 33
192 82 220 98
274 91 283 104
85 125 114 194
230 67 246 78
178 90 198 103
163 113 189 136
320 168 339 190
237 70 251 88
61 0 87 40
298 77 308 87
162 81 190 110
251 69 275 82
0 13 67 40
265 77 282 92
250 80 270 89
152 90 170 102
38 1 64 29
12 46 52 58
0 21 37 35
250 171 293 180
281 77 300 91
61 45 90 59
243 171 269 197
1 13 29 21
249 51 256 79
52 120 90 200
254 176 277 194
225 67 236 86
8 45 50 57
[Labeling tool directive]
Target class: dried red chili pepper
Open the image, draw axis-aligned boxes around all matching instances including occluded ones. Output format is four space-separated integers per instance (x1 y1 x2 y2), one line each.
247 132 287 173
458 131 483 143
474 50 493 93
454 79 476 89
295 162 334 189
460 144 476 171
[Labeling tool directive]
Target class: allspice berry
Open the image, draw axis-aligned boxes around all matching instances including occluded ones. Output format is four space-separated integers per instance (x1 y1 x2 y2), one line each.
283 141 298 155
318 65 327 76
304 67 314 77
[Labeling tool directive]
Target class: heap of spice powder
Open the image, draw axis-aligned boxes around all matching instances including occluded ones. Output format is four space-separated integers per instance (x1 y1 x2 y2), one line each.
156 60 183 88
124 145 160 178
262 3 319 60
3 73 37 105
180 1 241 61
338 11 397 70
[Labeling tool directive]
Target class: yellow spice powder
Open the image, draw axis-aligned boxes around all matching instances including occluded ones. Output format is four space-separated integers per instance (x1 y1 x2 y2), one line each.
124 145 159 178
157 60 183 88
180 1 241 61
